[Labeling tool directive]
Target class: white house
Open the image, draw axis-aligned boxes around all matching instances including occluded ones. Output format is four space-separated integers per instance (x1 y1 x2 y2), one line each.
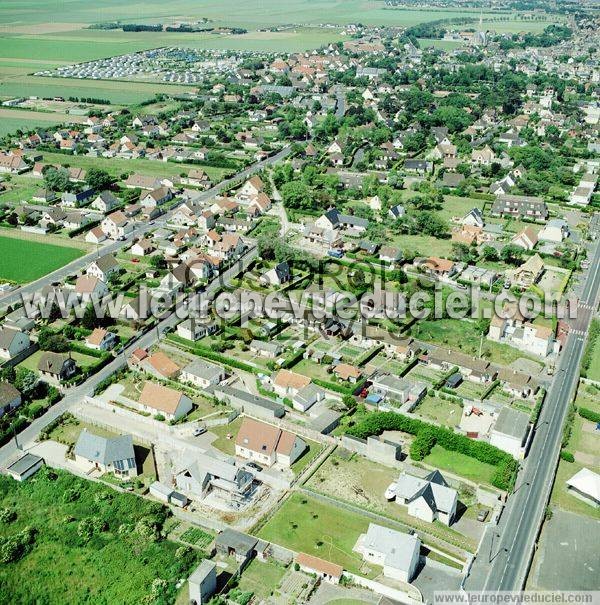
86 254 120 282
180 360 225 389
101 211 132 240
538 219 569 243
85 328 117 351
355 523 420 583
0 327 30 360
490 407 531 459
137 381 193 421
389 470 458 526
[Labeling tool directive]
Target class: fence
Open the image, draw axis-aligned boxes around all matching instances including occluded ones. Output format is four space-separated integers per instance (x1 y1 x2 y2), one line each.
343 571 422 605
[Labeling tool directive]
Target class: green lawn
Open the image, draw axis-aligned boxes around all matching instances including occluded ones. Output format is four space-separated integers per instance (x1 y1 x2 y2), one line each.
307 454 476 553
291 438 323 476
424 444 497 486
0 234 83 283
411 318 543 367
235 559 287 601
210 417 243 456
413 396 462 428
257 492 376 576
0 468 200 604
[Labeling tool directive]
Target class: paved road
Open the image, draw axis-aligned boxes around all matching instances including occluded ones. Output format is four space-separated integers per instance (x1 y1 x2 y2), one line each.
466 236 600 591
0 145 291 310
335 89 346 119
0 245 258 468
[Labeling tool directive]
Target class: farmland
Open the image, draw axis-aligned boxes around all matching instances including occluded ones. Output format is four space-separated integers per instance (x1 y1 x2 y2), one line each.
0 234 84 283
0 0 560 30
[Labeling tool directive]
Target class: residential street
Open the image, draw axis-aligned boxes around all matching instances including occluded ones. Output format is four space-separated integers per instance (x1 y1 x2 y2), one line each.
0 244 258 468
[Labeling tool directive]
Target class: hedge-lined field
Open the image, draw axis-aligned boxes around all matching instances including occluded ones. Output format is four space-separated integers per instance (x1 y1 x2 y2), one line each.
346 411 518 491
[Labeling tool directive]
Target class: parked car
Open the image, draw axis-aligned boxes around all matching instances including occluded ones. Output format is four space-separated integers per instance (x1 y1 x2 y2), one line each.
384 483 396 501
477 509 489 522
193 426 207 437
246 462 263 472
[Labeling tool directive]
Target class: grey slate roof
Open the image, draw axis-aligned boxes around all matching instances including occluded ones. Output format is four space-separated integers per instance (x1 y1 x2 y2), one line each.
182 359 223 382
215 529 258 553
493 407 530 440
74 430 135 466
362 523 420 572
0 382 21 406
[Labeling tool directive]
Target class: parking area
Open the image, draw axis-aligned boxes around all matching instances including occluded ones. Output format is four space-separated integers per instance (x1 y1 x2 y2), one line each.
528 509 600 590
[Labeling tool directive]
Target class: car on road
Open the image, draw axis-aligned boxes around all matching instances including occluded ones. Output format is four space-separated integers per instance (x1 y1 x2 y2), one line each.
193 426 207 437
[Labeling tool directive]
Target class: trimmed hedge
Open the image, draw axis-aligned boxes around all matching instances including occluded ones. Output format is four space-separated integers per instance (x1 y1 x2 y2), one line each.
346 411 517 491
578 407 600 424
560 450 574 463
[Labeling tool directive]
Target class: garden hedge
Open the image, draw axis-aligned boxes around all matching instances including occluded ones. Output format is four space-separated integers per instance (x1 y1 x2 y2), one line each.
346 411 517 491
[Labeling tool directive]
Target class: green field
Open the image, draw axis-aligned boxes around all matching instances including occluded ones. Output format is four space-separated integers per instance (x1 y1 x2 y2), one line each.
258 492 376 576
38 151 232 183
0 234 84 283
0 116 67 137
0 0 558 29
424 444 497 486
0 468 199 604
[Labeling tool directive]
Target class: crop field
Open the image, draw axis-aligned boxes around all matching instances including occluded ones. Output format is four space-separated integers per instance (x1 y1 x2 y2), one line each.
0 0 560 30
0 234 84 283
0 1 561 105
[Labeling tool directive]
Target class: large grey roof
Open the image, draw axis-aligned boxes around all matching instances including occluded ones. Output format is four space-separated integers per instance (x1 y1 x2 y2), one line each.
183 359 223 382
394 471 457 514
363 523 420 572
215 529 257 553
493 407 530 440
74 430 135 466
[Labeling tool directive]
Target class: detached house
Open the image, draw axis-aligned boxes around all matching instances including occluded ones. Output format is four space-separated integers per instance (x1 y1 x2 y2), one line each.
91 190 120 213
237 175 264 201
74 430 138 478
0 383 22 417
37 352 77 383
509 253 544 288
259 261 291 287
235 417 306 468
389 470 458 526
101 211 132 240
86 254 120 282
273 369 311 397
511 227 538 251
85 328 117 351
137 381 192 421
140 186 172 210
0 327 30 360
